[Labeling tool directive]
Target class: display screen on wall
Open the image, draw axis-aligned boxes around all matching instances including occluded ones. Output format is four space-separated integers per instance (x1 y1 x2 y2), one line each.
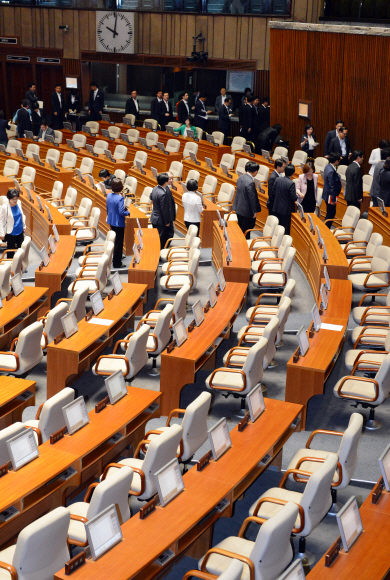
66 77 78 89
227 71 254 93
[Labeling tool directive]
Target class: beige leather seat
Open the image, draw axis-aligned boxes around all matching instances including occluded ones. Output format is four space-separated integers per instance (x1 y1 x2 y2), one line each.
250 226 286 264
86 121 99 134
0 321 43 375
124 175 138 195
348 232 384 271
62 151 77 169
351 288 390 327
258 165 269 182
212 131 225 145
143 304 173 375
166 139 180 153
245 279 296 324
143 284 191 329
251 235 293 273
54 130 63 144
183 141 198 160
6 124 17 139
348 245 390 291
135 186 152 215
169 160 183 179
220 153 235 170
127 128 139 142
252 247 296 291
195 127 203 140
342 219 373 259
314 157 329 173
327 205 360 241
363 174 373 193
351 324 390 349
71 207 100 242
187 558 243 580
0 247 24 276
247 216 280 249
108 125 121 139
56 285 89 322
19 166 35 189
235 157 248 174
26 143 39 159
143 118 157 130
134 150 147 169
124 113 136 125
146 132 159 147
315 186 323 216
113 144 127 160
45 148 60 165
73 133 87 149
160 224 198 260
75 242 114 279
39 302 69 351
209 183 235 212
167 121 181 129
93 140 109 155
160 249 200 291
68 197 93 226
291 150 308 165
69 253 109 294
114 169 126 182
201 174 218 196
185 169 201 183
24 386 75 444
346 333 390 376
0 423 26 466
231 136 246 153
56 186 77 213
80 157 94 176
272 146 288 160
235 316 279 369
20 235 31 273
161 239 201 274
6 139 22 154
44 180 63 205
3 159 19 178
0 262 11 299
243 297 291 351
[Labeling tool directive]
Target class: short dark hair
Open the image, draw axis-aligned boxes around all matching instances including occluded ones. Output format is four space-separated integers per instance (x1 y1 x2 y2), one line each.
262 97 269 104
352 150 364 160
99 169 111 178
379 139 389 149
285 164 295 177
272 124 282 132
304 124 313 134
90 82 97 87
184 116 192 124
245 161 260 173
381 148 390 160
302 162 314 174
29 82 36 89
336 119 343 125
383 158 390 171
193 87 199 93
244 87 251 93
186 179 198 192
329 153 341 164
32 103 39 110
157 172 169 186
274 159 285 169
0 111 4 120
22 99 29 108
55 84 62 88
41 119 48 126
110 178 123 193
199 92 208 99
225 97 232 104
247 95 254 104
339 126 347 133
7 188 19 200
156 89 162 94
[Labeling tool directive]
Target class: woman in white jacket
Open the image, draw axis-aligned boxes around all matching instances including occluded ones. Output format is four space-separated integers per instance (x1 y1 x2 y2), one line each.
0 189 26 257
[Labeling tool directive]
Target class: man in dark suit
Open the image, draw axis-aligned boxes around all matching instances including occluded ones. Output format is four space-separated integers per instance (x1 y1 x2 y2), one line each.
215 88 232 114
177 92 190 125
38 119 55 141
150 172 176 249
345 150 364 209
125 90 140 120
267 159 286 215
240 95 254 141
16 100 32 138
158 92 173 131
232 160 261 238
88 82 105 121
258 97 270 133
251 96 260 142
31 102 45 136
324 120 344 157
218 97 232 143
330 127 352 166
194 93 211 134
50 84 66 130
256 124 282 155
150 90 162 122
371 148 390 207
322 152 342 228
272 164 298 235
26 83 38 109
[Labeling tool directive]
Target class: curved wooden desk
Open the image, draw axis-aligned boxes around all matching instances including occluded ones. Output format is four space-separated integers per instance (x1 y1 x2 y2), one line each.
128 228 160 293
0 377 35 430
212 220 251 284
368 207 390 246
0 286 48 350
0 175 15 195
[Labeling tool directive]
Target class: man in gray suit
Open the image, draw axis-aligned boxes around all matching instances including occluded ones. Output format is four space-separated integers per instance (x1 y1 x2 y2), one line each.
345 150 364 209
232 160 261 238
38 119 54 141
272 164 298 235
215 88 232 114
371 148 390 207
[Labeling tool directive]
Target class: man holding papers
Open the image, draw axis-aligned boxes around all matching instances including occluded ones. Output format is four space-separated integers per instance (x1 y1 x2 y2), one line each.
322 153 342 228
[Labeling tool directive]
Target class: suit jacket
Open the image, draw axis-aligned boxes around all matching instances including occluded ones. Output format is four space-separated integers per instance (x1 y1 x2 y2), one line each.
252 106 260 137
89 89 104 114
150 97 161 121
296 172 318 197
324 129 338 156
125 97 140 119
258 105 270 133
51 91 66 116
106 192 129 228
177 100 190 125
257 127 278 153
26 90 38 108
158 100 173 129
194 100 208 130
66 93 81 113
267 170 281 210
233 174 261 218
272 176 297 215
345 162 363 203
329 136 351 158
150 185 176 225
371 160 385 199
240 104 253 132
301 134 317 155
215 94 232 113
31 108 45 128
38 126 55 139
16 108 32 138
379 168 390 205
218 104 231 135
322 164 342 203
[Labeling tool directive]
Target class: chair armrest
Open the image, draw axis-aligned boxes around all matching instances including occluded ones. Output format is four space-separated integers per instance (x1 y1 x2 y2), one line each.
146 333 158 353
294 456 343 488
101 462 146 496
208 367 246 392
200 548 255 580
252 496 305 534
279 468 313 487
82 242 105 255
224 346 250 367
183 571 218 580
253 247 279 260
166 408 186 427
154 298 174 310
344 240 368 255
0 248 18 260
71 276 99 293
113 334 134 354
166 260 189 274
73 226 97 238
167 247 190 260
0 561 17 580
351 350 387 374
164 272 194 289
348 256 374 273
254 292 283 306
336 375 379 402
324 218 342 226
363 271 390 289
70 514 88 524
358 292 387 306
238 515 267 538
94 355 130 377
0 351 19 372
28 425 42 445
133 440 151 459
164 237 187 249
84 482 99 503
238 327 266 346
257 258 283 273
306 429 343 448
334 225 355 234
256 270 287 287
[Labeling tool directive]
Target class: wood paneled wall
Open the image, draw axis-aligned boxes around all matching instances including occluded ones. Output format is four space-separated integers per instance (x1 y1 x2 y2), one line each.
270 27 389 169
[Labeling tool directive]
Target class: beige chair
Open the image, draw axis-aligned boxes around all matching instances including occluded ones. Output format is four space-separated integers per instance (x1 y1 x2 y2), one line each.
80 157 94 176
219 153 235 170
199 502 298 580
114 169 126 182
146 132 159 147
185 169 201 183
236 314 280 368
56 186 77 213
342 219 373 259
169 160 183 179
6 123 17 139
315 186 324 216
231 136 246 153
54 130 63 144
186 558 243 580
101 424 183 501
212 131 225 145
45 148 60 165
166 139 180 153
163 236 200 264
0 321 43 376
93 323 150 380
213 183 235 212
291 150 308 165
160 224 198 259
272 146 288 160
93 140 109 155
351 289 390 326
56 285 90 322
245 279 296 325
124 175 138 195
75 241 114 279
66 466 133 547
20 235 31 273
235 157 248 174
127 128 139 142
62 151 77 169
244 296 291 349
249 454 338 564
39 302 69 351
337 165 347 179
195 127 204 140
314 157 329 173
344 331 390 374
0 247 24 276
135 186 153 215
124 113 136 126
71 207 100 242
251 235 293 273
252 247 296 291
0 507 70 580
363 174 373 193
142 284 191 330
0 422 26 466
0 261 11 299
334 352 390 430
167 121 181 130
202 174 218 196
113 144 127 160
258 165 269 182
0 196 6 206
161 239 201 275
25 143 39 159
183 141 198 160
68 197 93 226
141 304 173 375
327 205 361 242
6 139 22 154
108 125 121 139
86 121 99 134
348 245 390 292
134 150 147 169
69 253 109 294
143 118 157 130
73 133 87 149
246 215 279 246
19 166 35 189
351 324 390 350
248 225 285 261
43 180 63 204
160 249 200 291
3 159 19 178
24 386 75 444
348 232 383 271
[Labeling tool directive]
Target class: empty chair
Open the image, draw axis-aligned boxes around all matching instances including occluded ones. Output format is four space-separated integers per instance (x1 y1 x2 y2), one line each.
26 143 39 159
252 247 296 291
236 315 280 368
363 174 373 193
169 160 183 179
248 225 284 261
44 180 63 204
219 153 235 170
75 241 113 278
86 120 99 134
113 144 127 160
185 169 200 183
142 284 191 328
54 130 63 144
71 207 100 242
348 245 390 291
69 253 109 294
101 424 183 500
0 507 70 580
337 164 347 178
247 215 279 246
344 331 390 374
6 139 22 154
246 297 291 350
66 466 133 547
351 323 390 350
231 136 246 153
212 131 225 145
235 157 248 174
166 121 181 129
68 197 93 226
315 186 323 216
135 186 153 214
186 559 243 580
73 133 87 149
133 150 147 169
199 502 298 580
0 422 26 466
0 247 24 277
62 151 77 169
141 304 173 374
6 123 17 139
21 235 31 272
57 285 89 322
183 141 198 159
143 118 157 130
201 174 218 196
114 169 126 182
291 150 308 166
161 238 201 274
166 139 180 153
108 125 121 139
146 132 158 147
348 232 384 271
272 146 288 160
251 235 293 273
195 127 203 140
79 157 94 176
245 279 296 324
0 321 43 375
56 186 77 213
93 140 109 155
160 248 200 291
127 128 139 142
314 157 329 173
24 386 74 443
124 113 136 125
19 166 36 189
3 159 19 178
342 219 373 258
258 165 269 182
160 224 198 260
45 148 60 165
0 261 11 299
124 175 138 195
163 236 200 264
351 289 390 326
213 183 235 212
328 205 361 242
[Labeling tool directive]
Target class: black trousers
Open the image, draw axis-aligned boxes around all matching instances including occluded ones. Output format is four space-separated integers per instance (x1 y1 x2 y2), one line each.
153 222 175 250
237 214 256 239
5 232 24 259
324 202 337 229
185 221 200 236
347 200 361 209
372 196 379 207
90 111 101 121
274 212 292 236
110 225 125 268
52 113 63 130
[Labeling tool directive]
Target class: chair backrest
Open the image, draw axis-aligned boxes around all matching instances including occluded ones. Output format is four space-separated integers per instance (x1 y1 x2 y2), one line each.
7 124 17 137
366 232 383 256
220 153 235 169
242 336 268 393
169 161 183 178
212 131 225 145
52 180 63 201
218 560 244 580
186 169 200 183
80 157 94 175
263 215 279 238
114 169 126 182
188 249 201 288
125 176 138 194
0 196 6 206
125 113 136 125
15 321 44 374
86 121 99 133
21 235 31 272
273 146 288 160
43 302 69 349
336 413 363 489
125 324 150 377
281 247 296 278
218 183 235 204
3 159 19 178
21 166 36 186
93 140 109 154
26 143 40 158
146 132 159 147
127 128 139 142
195 127 203 140
341 205 360 230
143 118 157 130
108 125 121 139
282 278 296 300
352 219 373 245
113 145 127 160
69 285 89 321
88 466 133 524
188 238 201 261
141 424 183 499
202 174 218 195
278 235 293 260
291 150 308 165
152 304 173 354
38 386 75 442
180 392 212 461
95 254 109 290
45 148 60 164
140 186 152 204
106 230 116 244
370 246 390 284
235 158 249 174
134 150 147 166
267 225 285 249
337 165 347 178
167 121 181 129
314 157 329 173
300 454 338 535
62 151 77 169
6 139 22 154
184 224 198 247
64 186 77 207
166 139 180 153
374 352 390 404
13 506 70 580
173 283 191 322
77 197 92 218
89 207 101 229
275 297 291 344
231 136 246 152
0 261 12 298
363 174 373 193
12 247 24 276
54 130 63 144
73 133 87 148
0 422 26 466
183 142 198 158
250 502 298 580
262 317 279 369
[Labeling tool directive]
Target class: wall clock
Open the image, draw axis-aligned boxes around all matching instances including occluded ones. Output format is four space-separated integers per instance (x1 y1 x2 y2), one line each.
96 12 135 54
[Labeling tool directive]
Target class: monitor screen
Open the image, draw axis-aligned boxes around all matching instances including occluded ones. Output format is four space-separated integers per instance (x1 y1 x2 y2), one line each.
105 370 127 405
311 304 322 332
221 163 230 176
151 166 158 178
297 202 305 220
52 224 60 243
205 157 214 170
48 156 57 169
379 444 390 492
226 243 233 263
320 283 328 310
246 385 265 422
278 560 305 580
85 504 123 561
139 137 147 148
133 243 141 264
208 418 232 461
6 427 39 471
62 395 89 435
104 150 113 161
11 273 24 297
216 209 224 227
155 458 185 507
378 197 386 215
226 70 254 92
336 496 363 552
135 160 144 173
206 134 214 144
208 283 217 308
172 318 188 347
25 187 33 202
45 205 53 222
322 241 328 261
61 311 78 339
296 325 310 356
216 268 226 292
48 234 56 255
308 213 314 232
101 129 110 138
40 245 50 267
90 290 104 316
110 271 123 295
261 149 271 161
324 265 331 291
315 225 322 247
87 174 95 189
189 151 197 163
36 195 44 212
157 142 165 152
192 300 205 327
136 218 143 234
137 230 143 250
66 77 78 89
32 152 41 165
186 129 195 139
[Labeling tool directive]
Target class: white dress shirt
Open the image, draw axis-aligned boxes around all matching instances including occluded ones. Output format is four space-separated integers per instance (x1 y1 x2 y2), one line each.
182 192 203 223
133 98 139 112
182 100 189 115
369 147 381 176
57 92 62 103
164 100 169 111
93 89 98 100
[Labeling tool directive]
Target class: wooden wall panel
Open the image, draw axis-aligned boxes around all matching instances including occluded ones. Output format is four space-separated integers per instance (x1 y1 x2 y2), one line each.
212 16 225 59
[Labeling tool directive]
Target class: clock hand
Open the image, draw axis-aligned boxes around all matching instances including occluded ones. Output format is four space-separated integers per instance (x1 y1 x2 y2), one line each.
113 14 118 36
106 26 118 37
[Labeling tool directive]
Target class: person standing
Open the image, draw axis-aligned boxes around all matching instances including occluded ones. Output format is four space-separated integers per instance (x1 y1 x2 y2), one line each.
251 96 260 142
182 179 205 235
232 160 261 238
157 92 173 131
0 111 10 147
296 162 318 213
31 103 45 137
272 164 298 235
324 120 344 157
240 95 253 141
25 83 38 109
267 159 286 215
125 90 140 120
0 189 26 258
258 97 270 133
329 126 352 165
371 147 390 207
379 159 390 207
106 178 129 269
322 153 341 228
218 97 232 144
368 139 389 176
194 93 211 135
88 82 105 121
50 84 65 130
345 150 364 209
16 100 32 138
177 92 190 125
150 90 162 122
215 88 232 114
150 172 176 249
301 125 318 159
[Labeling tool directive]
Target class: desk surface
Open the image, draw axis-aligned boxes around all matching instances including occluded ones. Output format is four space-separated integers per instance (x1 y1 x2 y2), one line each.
0 376 36 408
128 228 160 290
0 286 48 329
212 221 251 284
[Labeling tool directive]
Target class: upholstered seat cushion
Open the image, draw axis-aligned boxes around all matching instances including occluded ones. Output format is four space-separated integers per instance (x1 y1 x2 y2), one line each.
78 255 103 267
250 250 277 263
344 349 386 372
75 266 98 277
92 356 129 376
348 273 388 291
68 279 98 293
352 306 390 325
237 326 265 342
253 272 285 286
251 261 281 274
0 545 16 580
333 377 377 400
0 353 18 371
161 262 189 274
351 326 388 347
222 348 248 367
334 230 353 242
199 536 254 580
71 228 95 240
245 306 278 323
247 240 269 250
344 244 366 256
160 274 191 289
347 258 372 271
67 502 89 543
249 487 302 527
287 449 340 484
205 369 245 390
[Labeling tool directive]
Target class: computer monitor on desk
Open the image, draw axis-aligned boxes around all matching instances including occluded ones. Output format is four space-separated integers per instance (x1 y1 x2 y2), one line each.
192 300 205 327
6 428 39 471
90 290 104 316
172 318 188 347
155 458 185 507
247 385 265 422
105 370 127 405
336 496 363 552
62 396 90 435
85 505 123 561
208 417 232 461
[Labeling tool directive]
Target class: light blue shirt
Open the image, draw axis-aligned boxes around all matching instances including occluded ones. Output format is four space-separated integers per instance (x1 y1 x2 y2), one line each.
338 136 347 156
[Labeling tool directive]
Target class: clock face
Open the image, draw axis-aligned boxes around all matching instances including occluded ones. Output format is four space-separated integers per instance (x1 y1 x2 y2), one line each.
96 12 134 54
